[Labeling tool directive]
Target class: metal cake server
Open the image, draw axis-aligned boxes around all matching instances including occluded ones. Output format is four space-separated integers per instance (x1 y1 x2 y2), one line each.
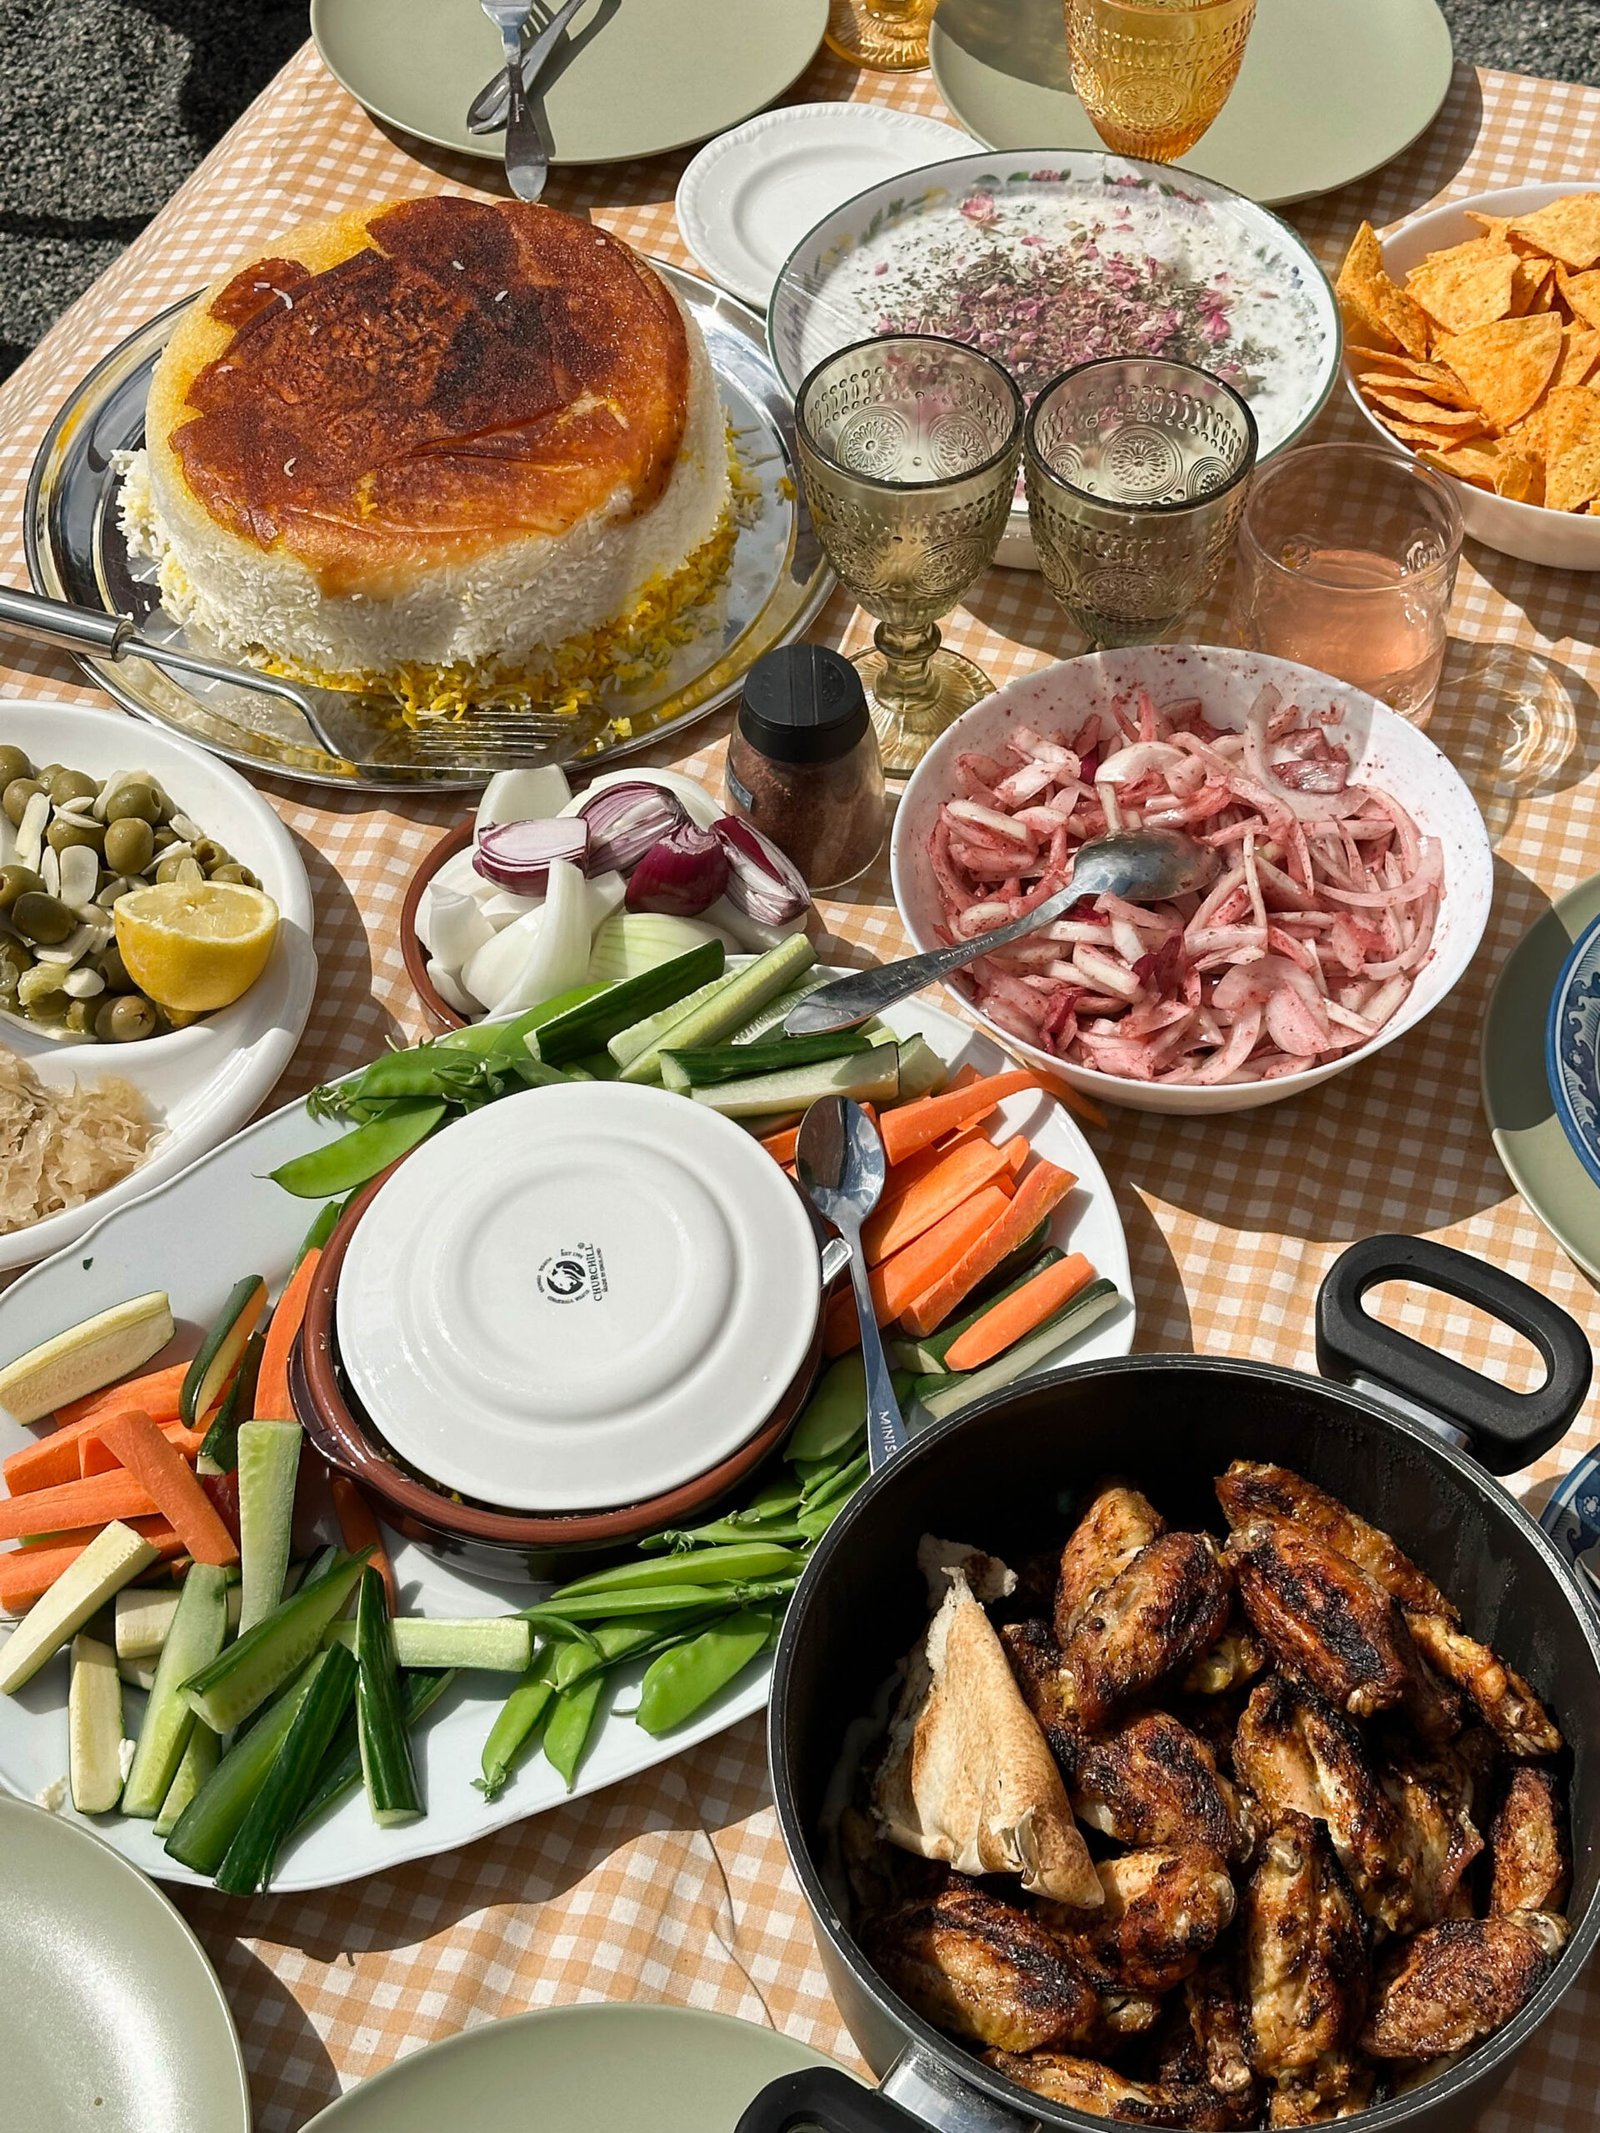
796 1098 907 1475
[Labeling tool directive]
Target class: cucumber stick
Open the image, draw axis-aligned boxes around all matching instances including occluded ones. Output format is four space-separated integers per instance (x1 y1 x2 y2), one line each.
719 969 830 1045
164 1663 319 1875
214 1644 357 1895
116 1579 241 1661
181 1276 268 1427
659 1030 869 1090
688 1041 901 1119
325 1615 531 1671
295 1669 454 1835
182 1552 366 1734
355 1567 422 1826
0 1293 173 1425
120 1564 231 1818
913 1279 1122 1422
617 934 816 1084
119 1657 159 1693
68 1633 124 1814
895 1034 950 1103
236 1420 302 1632
605 969 741 1070
0 1522 160 1693
199 1330 263 1474
153 1724 220 1838
534 941 724 1066
897 1247 1067 1374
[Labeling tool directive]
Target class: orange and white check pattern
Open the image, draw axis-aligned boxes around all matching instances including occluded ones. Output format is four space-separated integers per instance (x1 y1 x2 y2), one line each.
0 38 1597 2132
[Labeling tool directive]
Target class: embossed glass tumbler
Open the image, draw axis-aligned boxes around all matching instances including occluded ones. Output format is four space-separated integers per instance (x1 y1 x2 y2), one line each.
1065 0 1258 162
824 0 937 74
1024 357 1257 651
795 334 1024 777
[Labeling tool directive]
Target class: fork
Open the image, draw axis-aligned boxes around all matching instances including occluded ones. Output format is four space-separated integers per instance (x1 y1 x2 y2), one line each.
479 0 550 201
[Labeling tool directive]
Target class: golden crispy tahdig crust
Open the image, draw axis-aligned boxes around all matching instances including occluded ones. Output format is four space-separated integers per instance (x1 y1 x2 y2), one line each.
148 196 691 598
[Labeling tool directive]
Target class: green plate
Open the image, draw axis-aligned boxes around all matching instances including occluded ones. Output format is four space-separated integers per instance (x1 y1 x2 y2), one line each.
1482 870 1600 1286
311 0 828 166
0 1796 249 2132
302 2003 842 2129
929 0 1453 207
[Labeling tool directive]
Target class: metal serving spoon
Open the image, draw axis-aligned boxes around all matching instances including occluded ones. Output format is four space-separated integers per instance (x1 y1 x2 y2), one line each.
796 1098 907 1476
785 826 1219 1036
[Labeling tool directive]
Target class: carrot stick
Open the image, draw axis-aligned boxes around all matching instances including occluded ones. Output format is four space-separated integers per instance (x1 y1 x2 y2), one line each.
879 1072 1035 1166
330 1474 396 1613
863 1137 1013 1264
0 1466 158 1541
760 1124 801 1165
900 1160 1078 1338
55 1362 186 1430
0 1517 183 1613
254 1248 323 1422
999 1134 1030 1179
79 1421 208 1478
824 1185 1013 1355
949 1064 983 1090
944 1253 1096 1371
1029 1069 1111 1130
88 1411 239 1566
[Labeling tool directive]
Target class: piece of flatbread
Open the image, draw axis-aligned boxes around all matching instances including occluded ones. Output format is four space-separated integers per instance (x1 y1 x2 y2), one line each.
874 1564 1102 1909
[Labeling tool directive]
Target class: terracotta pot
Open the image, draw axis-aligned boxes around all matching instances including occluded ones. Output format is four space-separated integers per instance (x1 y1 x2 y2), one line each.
399 816 475 1031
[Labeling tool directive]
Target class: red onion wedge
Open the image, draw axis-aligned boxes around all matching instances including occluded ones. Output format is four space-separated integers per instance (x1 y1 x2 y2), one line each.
576 780 689 874
474 817 590 895
624 823 730 917
927 686 1442 1085
713 817 811 926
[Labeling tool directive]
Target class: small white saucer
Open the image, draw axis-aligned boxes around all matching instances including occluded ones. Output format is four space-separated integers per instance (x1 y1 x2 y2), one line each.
675 102 972 310
334 1082 821 1513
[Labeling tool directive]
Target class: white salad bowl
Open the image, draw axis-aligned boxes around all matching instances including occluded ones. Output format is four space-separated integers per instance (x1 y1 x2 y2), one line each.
890 646 1494 1116
1343 183 1600 572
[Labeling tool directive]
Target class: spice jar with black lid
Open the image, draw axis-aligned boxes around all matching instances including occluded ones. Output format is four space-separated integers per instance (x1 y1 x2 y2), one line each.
726 644 886 892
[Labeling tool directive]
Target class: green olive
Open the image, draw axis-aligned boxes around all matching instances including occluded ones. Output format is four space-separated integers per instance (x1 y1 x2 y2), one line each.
209 862 260 888
96 993 158 1042
155 850 195 885
2 777 44 827
103 817 154 876
65 999 98 1034
96 943 134 992
45 767 97 808
104 779 161 826
0 745 32 789
21 985 68 1022
0 864 44 913
188 837 226 868
150 824 178 853
10 891 76 947
34 763 62 787
0 938 33 988
45 815 103 856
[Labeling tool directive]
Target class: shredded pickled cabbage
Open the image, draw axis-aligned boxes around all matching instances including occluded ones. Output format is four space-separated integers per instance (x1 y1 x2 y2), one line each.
0 1047 157 1235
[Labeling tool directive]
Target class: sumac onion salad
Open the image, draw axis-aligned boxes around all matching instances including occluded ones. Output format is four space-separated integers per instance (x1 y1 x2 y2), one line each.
928 687 1444 1087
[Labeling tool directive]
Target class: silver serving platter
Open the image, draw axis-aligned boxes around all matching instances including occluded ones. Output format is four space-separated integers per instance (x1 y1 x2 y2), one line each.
25 264 829 791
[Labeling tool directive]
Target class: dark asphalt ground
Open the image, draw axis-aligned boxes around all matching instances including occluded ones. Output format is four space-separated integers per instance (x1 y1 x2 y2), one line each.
0 0 1594 381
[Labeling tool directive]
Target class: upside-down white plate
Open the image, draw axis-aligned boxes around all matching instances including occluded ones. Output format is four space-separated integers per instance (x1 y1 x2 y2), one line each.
0 699 316 1272
0 991 1132 1890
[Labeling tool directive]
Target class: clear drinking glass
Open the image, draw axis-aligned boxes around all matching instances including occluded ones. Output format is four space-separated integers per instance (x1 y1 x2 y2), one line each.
795 334 1024 777
1230 442 1463 726
824 0 936 72
1065 0 1258 162
1024 357 1257 650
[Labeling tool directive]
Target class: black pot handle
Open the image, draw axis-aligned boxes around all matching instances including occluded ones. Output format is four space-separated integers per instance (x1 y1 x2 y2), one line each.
1315 1234 1592 1475
735 2070 926 2133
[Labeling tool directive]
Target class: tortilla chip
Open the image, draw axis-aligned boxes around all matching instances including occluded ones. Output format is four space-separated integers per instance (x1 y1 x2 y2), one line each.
1363 389 1486 432
1508 196 1600 270
1407 238 1518 333
1336 222 1431 357
1554 325 1600 389
1510 256 1557 314
1493 449 1542 503
1379 413 1489 448
1434 313 1563 428
1357 359 1477 407
1464 211 1513 239
1556 266 1600 332
1537 384 1600 463
1416 442 1501 490
1547 440 1600 512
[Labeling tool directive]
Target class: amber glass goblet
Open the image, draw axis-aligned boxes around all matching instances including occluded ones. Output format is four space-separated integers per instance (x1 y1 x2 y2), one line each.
825 0 936 73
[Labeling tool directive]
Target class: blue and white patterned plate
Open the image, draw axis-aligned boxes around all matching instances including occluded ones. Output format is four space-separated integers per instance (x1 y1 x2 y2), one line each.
1540 1451 1600 1605
1544 907 1600 1190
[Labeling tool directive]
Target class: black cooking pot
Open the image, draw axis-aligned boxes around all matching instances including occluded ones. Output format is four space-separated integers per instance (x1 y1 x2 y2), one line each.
739 1236 1599 2133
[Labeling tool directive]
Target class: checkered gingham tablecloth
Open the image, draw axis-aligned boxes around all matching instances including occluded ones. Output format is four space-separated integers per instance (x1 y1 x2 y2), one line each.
1 33 1598 2132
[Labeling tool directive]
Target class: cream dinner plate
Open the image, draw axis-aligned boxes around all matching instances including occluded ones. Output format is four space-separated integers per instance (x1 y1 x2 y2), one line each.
311 0 828 167
336 1082 823 1511
676 103 973 311
1482 870 1600 1287
929 0 1453 208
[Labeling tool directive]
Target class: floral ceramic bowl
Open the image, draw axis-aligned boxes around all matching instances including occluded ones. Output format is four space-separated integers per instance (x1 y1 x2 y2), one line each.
1545 909 1600 1190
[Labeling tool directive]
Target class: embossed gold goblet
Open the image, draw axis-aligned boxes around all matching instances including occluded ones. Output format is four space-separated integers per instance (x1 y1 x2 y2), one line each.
795 334 1024 776
1024 357 1257 650
1065 0 1258 162
825 0 937 74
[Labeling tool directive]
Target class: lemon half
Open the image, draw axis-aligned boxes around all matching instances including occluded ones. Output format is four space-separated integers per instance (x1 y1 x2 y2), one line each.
114 881 280 1014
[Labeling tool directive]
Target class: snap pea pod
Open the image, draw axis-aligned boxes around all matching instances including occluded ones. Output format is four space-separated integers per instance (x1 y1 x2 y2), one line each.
332 1049 503 1103
293 1199 346 1270
784 1354 867 1465
796 1439 868 1507
543 1673 605 1789
522 1576 799 1628
635 1608 777 1737
436 987 605 1057
799 1451 870 1524
551 1541 801 1602
549 1610 714 1690
270 1099 448 1198
643 1520 812 1553
475 1648 560 1800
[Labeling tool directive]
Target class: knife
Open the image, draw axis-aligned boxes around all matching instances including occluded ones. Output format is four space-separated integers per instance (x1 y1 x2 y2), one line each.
467 0 590 135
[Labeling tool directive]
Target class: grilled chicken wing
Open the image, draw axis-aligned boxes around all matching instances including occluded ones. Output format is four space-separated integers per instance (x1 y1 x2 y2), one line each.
1227 1520 1460 1741
1001 1618 1077 1769
1045 1848 1237 1996
1056 1484 1168 1645
1265 2063 1377 2125
986 2050 1235 2128
1488 1765 1571 1917
865 1875 1103 2054
1402 1610 1562 1758
1233 1674 1406 1930
1361 1912 1567 2059
1216 1462 1452 1618
1242 1813 1369 2090
1073 1709 1252 1863
1059 1531 1232 1731
1380 1742 1484 1934
1180 1957 1260 2108
1182 1622 1270 1698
